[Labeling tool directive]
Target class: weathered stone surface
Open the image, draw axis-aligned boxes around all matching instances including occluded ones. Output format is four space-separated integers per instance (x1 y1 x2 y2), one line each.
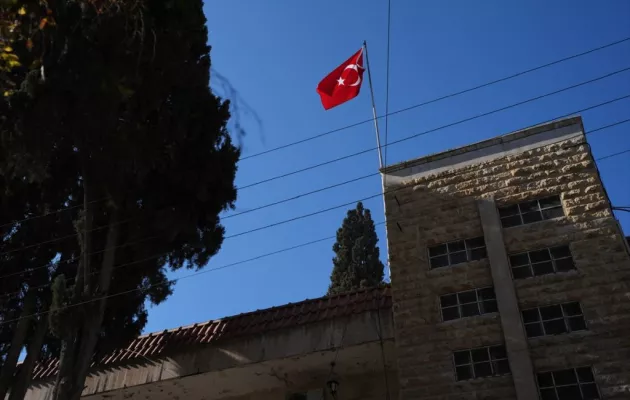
384 128 630 399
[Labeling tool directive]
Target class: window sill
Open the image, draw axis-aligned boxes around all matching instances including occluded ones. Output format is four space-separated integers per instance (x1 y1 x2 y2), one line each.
501 215 567 230
513 269 581 285
438 312 500 326
527 329 591 344
454 372 512 384
427 258 489 277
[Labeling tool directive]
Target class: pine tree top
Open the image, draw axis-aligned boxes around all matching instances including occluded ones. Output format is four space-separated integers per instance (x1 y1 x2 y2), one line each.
328 202 384 295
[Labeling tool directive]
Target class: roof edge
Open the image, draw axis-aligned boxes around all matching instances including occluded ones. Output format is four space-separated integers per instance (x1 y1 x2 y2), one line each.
380 116 583 175
138 284 391 338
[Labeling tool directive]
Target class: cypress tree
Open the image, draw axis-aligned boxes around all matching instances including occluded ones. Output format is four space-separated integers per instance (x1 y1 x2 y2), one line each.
328 202 384 295
0 0 239 398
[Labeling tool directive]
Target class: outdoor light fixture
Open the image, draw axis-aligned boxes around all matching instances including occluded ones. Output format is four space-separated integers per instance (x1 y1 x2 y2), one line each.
326 379 339 399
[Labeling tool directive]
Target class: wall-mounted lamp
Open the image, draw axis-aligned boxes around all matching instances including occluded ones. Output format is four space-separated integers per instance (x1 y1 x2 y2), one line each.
326 379 339 399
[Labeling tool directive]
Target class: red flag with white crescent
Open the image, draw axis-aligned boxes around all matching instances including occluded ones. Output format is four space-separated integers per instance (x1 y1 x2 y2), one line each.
316 48 365 110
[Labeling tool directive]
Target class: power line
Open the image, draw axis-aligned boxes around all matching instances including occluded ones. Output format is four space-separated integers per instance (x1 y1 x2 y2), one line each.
1 110 628 286
374 286 392 400
239 36 630 162
0 191 376 262
0 214 139 258
223 171 379 219
2 118 628 319
0 227 349 323
0 228 338 302
229 118 630 238
596 148 630 161
382 0 394 285
0 219 342 300
0 197 109 231
319 317 350 400
0 200 198 259
3 133 627 296
2 103 629 267
238 66 630 190
384 0 392 169
6 118 626 291
224 117 630 220
0 234 161 282
2 37 628 232
229 122 629 239
224 193 385 239
2 38 628 229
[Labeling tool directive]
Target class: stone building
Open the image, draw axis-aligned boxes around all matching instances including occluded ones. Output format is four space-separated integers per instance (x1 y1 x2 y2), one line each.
23 286 397 400
381 115 630 400
21 116 630 400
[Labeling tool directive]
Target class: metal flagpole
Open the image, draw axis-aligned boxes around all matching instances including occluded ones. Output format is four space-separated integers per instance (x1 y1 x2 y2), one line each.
363 40 384 169
363 40 391 281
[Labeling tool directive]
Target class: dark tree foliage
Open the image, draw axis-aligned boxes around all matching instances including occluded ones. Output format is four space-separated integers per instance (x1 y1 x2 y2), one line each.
0 0 239 399
328 202 384 295
0 167 69 399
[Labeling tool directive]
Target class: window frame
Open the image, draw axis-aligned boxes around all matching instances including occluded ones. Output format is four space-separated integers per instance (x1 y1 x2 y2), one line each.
536 366 601 400
521 301 589 339
427 236 487 270
498 195 564 228
509 245 576 279
452 344 511 381
440 286 498 322
522 301 587 338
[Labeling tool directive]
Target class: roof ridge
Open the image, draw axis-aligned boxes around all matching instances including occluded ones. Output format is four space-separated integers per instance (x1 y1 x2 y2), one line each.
137 284 391 338
32 285 392 380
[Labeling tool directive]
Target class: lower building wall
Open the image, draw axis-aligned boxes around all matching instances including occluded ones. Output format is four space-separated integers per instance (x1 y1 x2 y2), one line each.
23 310 395 400
222 372 399 400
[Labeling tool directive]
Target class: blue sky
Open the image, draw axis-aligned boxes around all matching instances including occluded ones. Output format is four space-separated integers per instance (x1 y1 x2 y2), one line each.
142 0 630 333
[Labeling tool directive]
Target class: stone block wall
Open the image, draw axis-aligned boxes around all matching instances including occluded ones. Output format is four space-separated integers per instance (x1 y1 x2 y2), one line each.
383 132 630 400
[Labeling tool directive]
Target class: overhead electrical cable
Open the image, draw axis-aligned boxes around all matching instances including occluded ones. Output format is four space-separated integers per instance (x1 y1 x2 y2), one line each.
1 117 628 315
239 37 630 161
2 37 629 230
238 67 630 190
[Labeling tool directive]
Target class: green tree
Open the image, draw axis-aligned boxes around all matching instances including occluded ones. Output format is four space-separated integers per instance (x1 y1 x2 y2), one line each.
0 171 70 400
328 202 384 295
0 0 239 399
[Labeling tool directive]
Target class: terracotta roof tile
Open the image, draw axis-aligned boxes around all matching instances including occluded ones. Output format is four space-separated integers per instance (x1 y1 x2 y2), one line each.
32 285 391 381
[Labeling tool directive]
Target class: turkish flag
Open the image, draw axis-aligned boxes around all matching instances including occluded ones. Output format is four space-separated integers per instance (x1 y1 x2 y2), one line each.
317 48 365 110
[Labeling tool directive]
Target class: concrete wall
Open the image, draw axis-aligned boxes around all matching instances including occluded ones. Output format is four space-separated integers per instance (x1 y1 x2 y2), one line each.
225 372 399 400
382 121 630 399
25 309 395 400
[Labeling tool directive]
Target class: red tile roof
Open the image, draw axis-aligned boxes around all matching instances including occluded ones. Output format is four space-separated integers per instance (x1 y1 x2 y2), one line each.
32 285 391 380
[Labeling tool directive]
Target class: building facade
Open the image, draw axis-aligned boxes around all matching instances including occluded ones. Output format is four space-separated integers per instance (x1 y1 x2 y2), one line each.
382 116 630 400
22 116 630 400
24 287 398 400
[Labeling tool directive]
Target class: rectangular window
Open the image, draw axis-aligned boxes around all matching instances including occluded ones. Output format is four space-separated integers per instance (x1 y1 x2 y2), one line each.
509 245 575 279
537 367 600 399
453 344 510 381
522 302 587 338
498 195 564 228
428 236 487 269
440 287 497 321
